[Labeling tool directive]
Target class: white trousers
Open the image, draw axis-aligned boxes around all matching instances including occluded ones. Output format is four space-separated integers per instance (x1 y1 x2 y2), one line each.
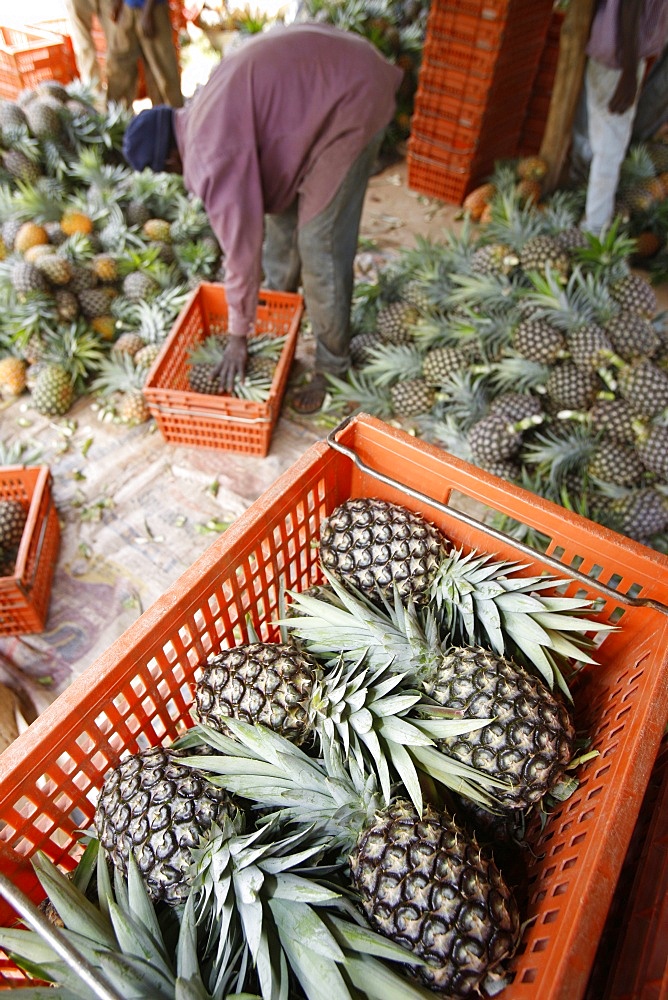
583 57 646 235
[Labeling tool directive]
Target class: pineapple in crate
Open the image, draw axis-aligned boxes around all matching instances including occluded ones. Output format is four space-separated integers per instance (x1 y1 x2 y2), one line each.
186 330 288 401
0 496 28 577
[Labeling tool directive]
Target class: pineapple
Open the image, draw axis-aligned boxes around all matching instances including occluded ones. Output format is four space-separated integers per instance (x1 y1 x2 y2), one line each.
603 487 668 541
60 208 94 237
92 352 152 425
187 719 523 998
462 181 497 221
10 259 50 295
95 745 242 905
635 423 668 481
14 221 48 254
30 363 75 416
283 576 577 811
467 413 523 467
0 355 27 395
610 271 658 316
617 359 668 418
317 497 612 692
513 317 567 364
376 299 419 344
422 345 472 386
605 310 659 359
589 398 637 444
389 377 435 416
518 235 570 279
545 361 602 411
0 499 28 555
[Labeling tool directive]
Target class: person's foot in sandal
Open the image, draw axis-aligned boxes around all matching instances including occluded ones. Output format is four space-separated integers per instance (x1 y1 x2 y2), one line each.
290 372 328 414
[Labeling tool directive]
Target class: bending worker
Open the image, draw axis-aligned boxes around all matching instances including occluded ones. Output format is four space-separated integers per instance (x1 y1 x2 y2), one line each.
122 22 403 413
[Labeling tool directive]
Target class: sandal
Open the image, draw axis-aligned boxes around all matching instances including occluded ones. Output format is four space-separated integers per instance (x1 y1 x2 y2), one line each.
289 372 328 414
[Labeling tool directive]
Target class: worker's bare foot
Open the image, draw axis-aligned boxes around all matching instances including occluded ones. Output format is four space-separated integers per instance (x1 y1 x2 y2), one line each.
290 372 328 414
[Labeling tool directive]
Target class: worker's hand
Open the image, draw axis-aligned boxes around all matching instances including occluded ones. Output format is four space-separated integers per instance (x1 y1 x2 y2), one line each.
214 335 248 393
609 69 639 115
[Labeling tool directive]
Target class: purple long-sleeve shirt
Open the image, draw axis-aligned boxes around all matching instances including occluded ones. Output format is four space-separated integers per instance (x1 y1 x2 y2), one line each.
172 23 403 338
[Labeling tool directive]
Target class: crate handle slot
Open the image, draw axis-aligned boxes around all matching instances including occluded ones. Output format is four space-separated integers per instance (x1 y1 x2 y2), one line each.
0 872 125 1000
327 415 668 616
151 402 271 425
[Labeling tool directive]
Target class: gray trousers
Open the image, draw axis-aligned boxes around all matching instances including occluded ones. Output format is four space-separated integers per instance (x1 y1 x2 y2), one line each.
262 130 383 376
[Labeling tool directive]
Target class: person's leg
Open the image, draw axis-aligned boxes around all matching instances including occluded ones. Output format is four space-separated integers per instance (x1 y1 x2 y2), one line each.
583 57 645 235
105 5 141 107
139 1 183 107
64 0 102 90
263 201 301 293
632 43 668 142
290 129 384 413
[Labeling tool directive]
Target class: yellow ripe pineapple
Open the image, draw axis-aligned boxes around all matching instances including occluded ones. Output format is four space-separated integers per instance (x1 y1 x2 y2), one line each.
14 221 49 255
60 210 93 237
91 253 118 283
462 182 496 221
91 315 117 341
516 154 548 181
0 356 27 396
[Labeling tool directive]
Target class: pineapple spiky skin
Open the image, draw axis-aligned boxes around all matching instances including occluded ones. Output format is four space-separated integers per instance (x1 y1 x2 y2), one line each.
518 235 570 279
605 311 659 359
60 210 93 237
34 253 73 286
3 148 41 184
603 488 668 542
54 288 80 322
545 362 601 411
426 645 575 809
567 324 615 371
589 399 637 444
94 746 242 905
389 377 435 416
469 243 518 277
376 300 419 344
349 797 521 996
11 259 50 295
117 389 151 425
514 317 567 364
31 363 74 415
618 359 668 418
122 270 160 301
468 414 522 466
588 440 646 487
422 346 472 386
319 497 445 605
195 642 320 745
488 392 544 423
610 271 658 316
0 499 28 552
635 424 668 481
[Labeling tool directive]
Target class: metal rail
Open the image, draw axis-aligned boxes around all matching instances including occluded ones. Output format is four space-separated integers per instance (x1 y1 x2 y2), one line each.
0 872 124 1000
326 415 668 616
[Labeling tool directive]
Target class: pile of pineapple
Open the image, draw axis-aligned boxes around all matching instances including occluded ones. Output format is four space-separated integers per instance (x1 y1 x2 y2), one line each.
0 80 223 424
328 173 668 553
0 495 616 999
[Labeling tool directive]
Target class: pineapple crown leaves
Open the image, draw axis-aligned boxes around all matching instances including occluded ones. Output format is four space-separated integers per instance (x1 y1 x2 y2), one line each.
570 217 636 278
540 188 586 234
0 176 66 224
91 352 148 396
431 369 492 430
322 370 393 419
444 269 520 311
430 548 616 698
479 186 547 250
359 341 425 386
40 321 107 385
0 844 223 1000
521 424 597 488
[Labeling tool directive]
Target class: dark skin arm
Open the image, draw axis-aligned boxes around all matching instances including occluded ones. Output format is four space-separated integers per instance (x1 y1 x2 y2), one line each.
609 0 644 114
162 138 249 392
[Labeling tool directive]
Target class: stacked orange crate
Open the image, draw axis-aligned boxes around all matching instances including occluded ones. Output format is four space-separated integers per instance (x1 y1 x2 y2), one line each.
408 0 555 204
517 7 565 157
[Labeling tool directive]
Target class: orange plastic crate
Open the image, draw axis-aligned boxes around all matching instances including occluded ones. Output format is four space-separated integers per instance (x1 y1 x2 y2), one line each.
143 283 304 456
0 466 60 637
0 26 76 99
586 737 668 999
1 413 668 995
406 148 474 203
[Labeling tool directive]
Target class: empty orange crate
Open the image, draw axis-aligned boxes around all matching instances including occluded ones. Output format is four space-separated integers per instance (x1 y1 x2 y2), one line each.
1 413 668 995
0 26 76 99
0 466 60 636
143 283 304 457
407 148 474 203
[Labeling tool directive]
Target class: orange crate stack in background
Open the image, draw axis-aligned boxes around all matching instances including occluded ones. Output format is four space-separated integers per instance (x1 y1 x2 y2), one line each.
1 413 668 997
408 0 556 203
0 26 77 99
0 466 60 637
143 283 304 456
